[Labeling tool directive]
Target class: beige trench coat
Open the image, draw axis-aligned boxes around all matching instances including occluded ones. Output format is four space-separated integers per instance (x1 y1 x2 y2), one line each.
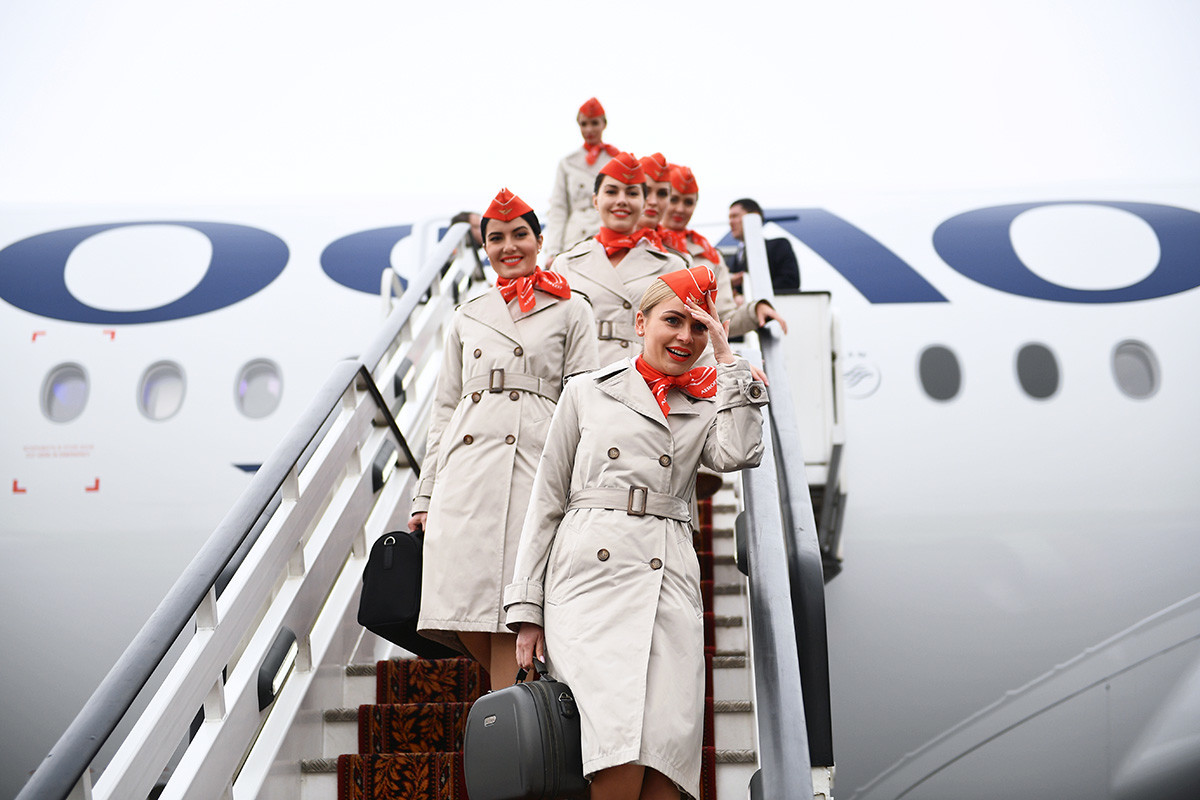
504 358 767 797
544 148 613 257
415 288 598 637
555 237 688 365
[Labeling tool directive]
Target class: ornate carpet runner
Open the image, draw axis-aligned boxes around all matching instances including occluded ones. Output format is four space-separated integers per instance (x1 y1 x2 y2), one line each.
338 497 721 799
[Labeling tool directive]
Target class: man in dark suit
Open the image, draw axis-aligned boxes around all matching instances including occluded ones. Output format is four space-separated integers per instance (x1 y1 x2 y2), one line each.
727 198 800 293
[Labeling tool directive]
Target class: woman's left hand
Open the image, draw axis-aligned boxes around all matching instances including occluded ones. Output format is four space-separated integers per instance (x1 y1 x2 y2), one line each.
686 297 734 365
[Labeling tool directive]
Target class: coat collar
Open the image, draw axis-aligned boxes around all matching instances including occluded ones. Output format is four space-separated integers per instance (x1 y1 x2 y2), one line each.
562 239 672 302
593 358 705 429
459 287 564 342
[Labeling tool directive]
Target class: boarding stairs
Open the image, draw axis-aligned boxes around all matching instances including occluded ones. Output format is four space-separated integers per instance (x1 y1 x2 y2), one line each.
18 213 839 800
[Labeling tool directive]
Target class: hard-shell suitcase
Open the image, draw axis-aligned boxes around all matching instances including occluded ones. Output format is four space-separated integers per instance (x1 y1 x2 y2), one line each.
463 660 588 800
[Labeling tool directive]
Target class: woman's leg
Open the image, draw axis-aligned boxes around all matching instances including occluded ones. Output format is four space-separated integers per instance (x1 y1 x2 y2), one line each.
457 631 494 688
488 632 519 687
590 764 644 800
640 768 681 800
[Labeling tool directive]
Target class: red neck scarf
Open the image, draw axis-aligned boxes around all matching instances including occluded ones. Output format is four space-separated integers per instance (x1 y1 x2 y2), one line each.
496 268 571 313
634 355 718 416
595 226 664 258
583 141 620 166
660 228 721 266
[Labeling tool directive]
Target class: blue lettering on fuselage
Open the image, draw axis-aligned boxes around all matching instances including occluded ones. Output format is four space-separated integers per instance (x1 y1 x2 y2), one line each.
320 225 412 295
933 201 1200 303
0 221 288 323
2 204 1197 323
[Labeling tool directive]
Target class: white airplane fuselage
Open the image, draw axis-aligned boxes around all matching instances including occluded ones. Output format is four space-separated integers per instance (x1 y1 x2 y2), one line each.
2 189 1198 798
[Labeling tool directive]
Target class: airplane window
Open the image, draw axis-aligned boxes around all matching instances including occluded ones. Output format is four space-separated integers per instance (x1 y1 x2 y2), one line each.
918 345 961 401
1112 340 1159 399
1016 343 1059 399
138 361 186 420
41 363 89 422
235 359 283 418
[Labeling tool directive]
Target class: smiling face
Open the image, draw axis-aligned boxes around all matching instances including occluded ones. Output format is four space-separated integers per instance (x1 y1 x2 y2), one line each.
639 178 671 228
665 189 699 231
594 174 644 234
484 216 541 280
577 113 607 145
636 295 709 375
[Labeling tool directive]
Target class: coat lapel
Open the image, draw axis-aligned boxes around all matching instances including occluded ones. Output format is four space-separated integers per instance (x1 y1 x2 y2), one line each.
595 360 670 429
615 242 670 284
460 289 521 345
562 239 634 303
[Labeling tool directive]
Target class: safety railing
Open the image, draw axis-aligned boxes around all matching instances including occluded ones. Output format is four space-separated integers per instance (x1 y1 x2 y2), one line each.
16 223 477 800
739 212 835 797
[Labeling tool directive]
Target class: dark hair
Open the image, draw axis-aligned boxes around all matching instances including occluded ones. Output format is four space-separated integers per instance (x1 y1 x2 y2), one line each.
450 211 475 226
480 210 542 241
730 198 763 215
593 172 649 197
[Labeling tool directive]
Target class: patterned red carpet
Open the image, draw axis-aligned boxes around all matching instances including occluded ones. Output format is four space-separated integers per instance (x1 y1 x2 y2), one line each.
339 498 720 799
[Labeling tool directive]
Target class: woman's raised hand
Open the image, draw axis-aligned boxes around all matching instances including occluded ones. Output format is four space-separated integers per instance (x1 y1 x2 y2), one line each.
686 298 734 365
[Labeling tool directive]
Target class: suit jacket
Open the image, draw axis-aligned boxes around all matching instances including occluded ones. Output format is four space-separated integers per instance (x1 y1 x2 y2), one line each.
731 236 800 292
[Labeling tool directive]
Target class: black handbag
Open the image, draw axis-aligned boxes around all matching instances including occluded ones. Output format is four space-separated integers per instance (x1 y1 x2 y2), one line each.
357 529 459 659
463 659 588 800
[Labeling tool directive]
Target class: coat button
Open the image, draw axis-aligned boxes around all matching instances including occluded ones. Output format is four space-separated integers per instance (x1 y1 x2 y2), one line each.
620 341 629 348
749 385 763 399
471 392 482 403
463 435 474 444
608 447 620 459
510 391 519 401
514 346 524 356
649 558 663 570
505 435 515 444
597 549 610 562
473 349 482 358
622 301 631 309
659 455 671 467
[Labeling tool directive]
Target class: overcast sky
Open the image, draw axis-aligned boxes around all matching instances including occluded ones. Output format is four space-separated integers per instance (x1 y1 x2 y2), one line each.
1 0 1198 219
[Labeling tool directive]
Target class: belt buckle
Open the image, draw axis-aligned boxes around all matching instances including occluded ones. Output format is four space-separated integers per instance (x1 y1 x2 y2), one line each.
597 320 613 340
627 486 648 516
489 368 505 392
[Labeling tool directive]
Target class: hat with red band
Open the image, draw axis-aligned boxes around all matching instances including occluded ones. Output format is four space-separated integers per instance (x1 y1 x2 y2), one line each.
639 153 671 182
483 188 534 222
661 265 717 308
578 97 606 118
668 164 699 195
598 152 645 185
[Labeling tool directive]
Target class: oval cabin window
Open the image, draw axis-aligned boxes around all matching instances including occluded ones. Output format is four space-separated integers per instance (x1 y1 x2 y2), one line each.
1016 344 1060 399
1112 340 1160 399
41 363 90 422
235 359 283 418
138 361 186 420
918 346 962 401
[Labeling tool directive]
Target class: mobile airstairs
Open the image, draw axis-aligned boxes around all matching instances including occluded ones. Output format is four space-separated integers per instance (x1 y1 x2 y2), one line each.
18 214 843 800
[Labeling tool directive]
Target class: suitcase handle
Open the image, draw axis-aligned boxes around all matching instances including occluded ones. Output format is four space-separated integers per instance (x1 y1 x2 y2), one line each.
514 657 551 685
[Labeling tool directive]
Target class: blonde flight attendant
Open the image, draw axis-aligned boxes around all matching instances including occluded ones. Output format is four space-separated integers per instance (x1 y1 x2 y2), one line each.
411 189 599 688
554 151 688 365
505 267 768 800
661 165 788 338
545 97 621 260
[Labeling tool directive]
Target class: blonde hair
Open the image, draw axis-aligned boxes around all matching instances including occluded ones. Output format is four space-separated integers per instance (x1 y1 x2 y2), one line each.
638 278 676 315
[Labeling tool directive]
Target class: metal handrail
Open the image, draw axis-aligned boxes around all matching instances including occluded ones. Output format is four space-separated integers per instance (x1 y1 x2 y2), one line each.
740 211 835 793
17 221 477 800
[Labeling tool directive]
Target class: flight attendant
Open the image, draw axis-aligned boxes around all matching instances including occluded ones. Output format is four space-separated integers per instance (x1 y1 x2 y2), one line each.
554 151 688 364
661 164 788 337
637 152 673 234
505 266 768 800
545 97 621 261
411 189 598 689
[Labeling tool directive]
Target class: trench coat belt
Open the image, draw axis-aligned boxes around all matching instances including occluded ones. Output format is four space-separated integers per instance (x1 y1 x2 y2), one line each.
596 318 638 342
567 487 691 522
461 370 562 403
